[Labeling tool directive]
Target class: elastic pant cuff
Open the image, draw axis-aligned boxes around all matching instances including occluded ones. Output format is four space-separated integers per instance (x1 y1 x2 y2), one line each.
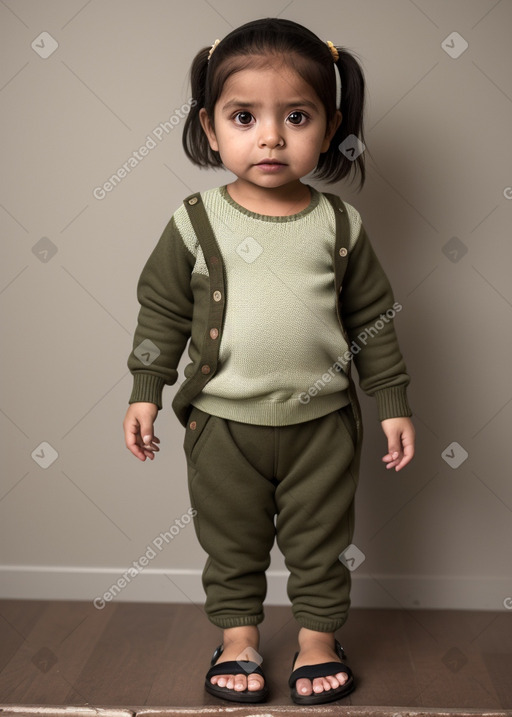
294 616 348 633
208 613 264 629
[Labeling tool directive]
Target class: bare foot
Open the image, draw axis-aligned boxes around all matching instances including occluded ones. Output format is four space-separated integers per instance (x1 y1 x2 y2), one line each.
209 625 265 693
293 628 349 697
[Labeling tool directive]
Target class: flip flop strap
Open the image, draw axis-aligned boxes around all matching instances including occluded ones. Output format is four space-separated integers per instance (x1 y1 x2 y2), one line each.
207 660 265 679
288 661 352 688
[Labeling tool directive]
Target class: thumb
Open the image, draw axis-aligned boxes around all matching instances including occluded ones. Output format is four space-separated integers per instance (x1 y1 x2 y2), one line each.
383 433 402 464
387 443 400 460
140 424 154 447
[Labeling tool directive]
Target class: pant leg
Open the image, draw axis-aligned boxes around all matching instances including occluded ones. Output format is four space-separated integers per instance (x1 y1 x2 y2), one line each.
183 406 278 629
273 404 361 633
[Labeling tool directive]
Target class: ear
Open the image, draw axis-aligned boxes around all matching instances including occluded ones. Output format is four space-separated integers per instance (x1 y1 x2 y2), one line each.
199 107 219 153
320 110 342 153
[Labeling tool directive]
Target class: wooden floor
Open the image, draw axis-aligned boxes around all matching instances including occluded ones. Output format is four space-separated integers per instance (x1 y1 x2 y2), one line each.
0 600 511 712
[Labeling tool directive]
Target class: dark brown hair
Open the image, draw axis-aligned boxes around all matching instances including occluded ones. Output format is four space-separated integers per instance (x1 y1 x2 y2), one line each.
182 17 367 189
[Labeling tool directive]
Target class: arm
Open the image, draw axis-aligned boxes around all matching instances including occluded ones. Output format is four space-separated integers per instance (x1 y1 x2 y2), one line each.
124 216 194 460
340 223 415 471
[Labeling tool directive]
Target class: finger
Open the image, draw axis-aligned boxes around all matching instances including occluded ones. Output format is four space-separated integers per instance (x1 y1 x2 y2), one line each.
129 436 147 461
386 458 401 470
393 444 415 472
382 450 400 463
140 423 157 450
124 421 147 461
383 446 403 470
142 434 160 453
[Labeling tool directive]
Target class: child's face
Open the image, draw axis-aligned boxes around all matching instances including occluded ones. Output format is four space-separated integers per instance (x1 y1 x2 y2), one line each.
199 59 341 192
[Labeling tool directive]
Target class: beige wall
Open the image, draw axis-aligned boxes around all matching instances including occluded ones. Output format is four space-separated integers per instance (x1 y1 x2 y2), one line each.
1 0 511 612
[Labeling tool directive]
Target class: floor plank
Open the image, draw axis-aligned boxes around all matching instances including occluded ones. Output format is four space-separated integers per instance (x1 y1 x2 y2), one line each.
0 601 510 710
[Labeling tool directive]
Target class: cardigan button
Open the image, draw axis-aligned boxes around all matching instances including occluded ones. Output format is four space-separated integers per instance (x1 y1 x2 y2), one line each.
213 290 222 302
201 364 211 374
189 421 197 430
188 197 198 205
210 328 219 339
339 247 347 257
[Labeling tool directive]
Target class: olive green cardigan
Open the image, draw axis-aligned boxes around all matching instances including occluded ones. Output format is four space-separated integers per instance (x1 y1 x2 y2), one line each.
127 189 412 440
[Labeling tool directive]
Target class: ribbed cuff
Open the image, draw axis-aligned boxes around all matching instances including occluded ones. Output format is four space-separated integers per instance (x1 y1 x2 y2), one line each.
128 373 165 409
208 614 264 628
374 385 412 421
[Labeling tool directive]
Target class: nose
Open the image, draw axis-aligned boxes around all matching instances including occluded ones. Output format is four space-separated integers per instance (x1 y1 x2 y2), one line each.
257 119 284 149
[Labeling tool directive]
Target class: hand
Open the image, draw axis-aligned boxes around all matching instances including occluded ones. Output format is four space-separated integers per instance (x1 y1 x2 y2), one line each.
380 416 415 472
123 402 160 461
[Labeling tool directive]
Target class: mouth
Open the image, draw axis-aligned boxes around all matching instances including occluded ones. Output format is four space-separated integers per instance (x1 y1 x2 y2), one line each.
257 159 285 164
255 159 287 170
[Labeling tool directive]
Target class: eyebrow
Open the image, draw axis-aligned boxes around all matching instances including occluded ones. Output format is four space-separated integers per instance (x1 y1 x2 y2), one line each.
221 99 319 112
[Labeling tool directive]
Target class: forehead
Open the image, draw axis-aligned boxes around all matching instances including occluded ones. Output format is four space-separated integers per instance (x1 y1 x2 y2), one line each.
217 54 321 104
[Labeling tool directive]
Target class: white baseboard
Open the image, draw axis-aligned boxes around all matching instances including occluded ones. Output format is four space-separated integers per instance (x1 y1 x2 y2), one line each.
1 566 510 611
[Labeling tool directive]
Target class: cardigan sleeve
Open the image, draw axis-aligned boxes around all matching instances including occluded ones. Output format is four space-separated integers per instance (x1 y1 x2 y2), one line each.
340 223 412 421
127 215 194 409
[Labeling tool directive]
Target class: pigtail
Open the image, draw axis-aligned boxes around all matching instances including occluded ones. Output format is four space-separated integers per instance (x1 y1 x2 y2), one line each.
182 47 220 167
316 47 367 190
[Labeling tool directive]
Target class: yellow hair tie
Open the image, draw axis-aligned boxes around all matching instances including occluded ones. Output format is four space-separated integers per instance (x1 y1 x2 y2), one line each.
208 38 220 61
326 40 339 62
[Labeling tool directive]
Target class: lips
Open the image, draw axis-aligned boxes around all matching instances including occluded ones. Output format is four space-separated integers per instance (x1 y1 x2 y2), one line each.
256 159 285 165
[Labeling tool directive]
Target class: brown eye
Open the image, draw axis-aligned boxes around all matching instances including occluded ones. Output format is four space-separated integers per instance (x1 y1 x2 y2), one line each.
235 112 253 125
288 111 306 125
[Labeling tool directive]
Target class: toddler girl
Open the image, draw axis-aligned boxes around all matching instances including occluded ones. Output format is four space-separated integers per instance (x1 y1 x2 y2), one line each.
123 17 415 706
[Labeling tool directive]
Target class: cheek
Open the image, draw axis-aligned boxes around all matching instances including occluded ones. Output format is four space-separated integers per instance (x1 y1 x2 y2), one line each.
298 132 325 158
217 129 247 156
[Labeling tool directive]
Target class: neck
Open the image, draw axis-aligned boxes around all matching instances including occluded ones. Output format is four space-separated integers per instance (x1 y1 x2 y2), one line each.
226 180 311 217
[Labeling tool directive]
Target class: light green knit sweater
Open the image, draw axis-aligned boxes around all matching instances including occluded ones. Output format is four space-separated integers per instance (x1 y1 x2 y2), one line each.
171 185 362 426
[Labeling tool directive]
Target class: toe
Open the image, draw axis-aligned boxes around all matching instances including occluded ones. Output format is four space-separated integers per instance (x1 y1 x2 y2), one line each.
295 677 313 696
212 674 231 688
233 675 247 691
313 677 332 693
336 670 349 685
248 673 264 691
212 672 265 693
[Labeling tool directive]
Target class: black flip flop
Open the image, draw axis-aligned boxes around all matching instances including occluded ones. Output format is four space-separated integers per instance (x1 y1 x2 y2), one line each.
204 643 269 703
288 638 355 705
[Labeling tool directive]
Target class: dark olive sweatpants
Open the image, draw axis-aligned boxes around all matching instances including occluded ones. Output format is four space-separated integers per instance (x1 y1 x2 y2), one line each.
183 403 362 633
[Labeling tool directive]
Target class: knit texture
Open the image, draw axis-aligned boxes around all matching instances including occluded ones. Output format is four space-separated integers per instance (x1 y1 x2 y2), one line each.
173 185 361 426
